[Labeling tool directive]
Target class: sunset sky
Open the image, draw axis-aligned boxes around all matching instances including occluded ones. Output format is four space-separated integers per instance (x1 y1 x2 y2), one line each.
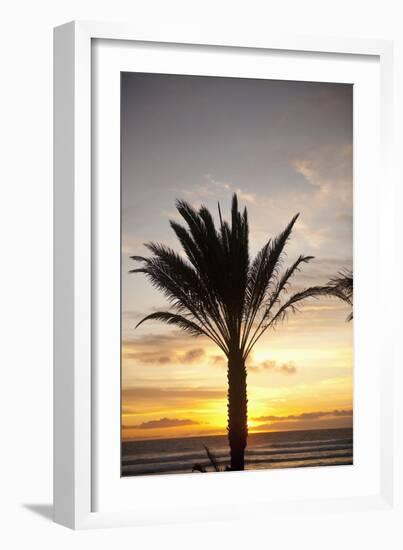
121 73 353 441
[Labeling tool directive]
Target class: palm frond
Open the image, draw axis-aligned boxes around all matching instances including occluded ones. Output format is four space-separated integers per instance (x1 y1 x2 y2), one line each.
327 269 353 320
328 269 353 302
266 255 315 309
241 213 299 353
169 220 204 271
242 254 314 358
131 252 229 352
244 285 332 357
173 196 248 344
130 194 336 360
269 286 333 326
135 311 229 355
135 311 206 337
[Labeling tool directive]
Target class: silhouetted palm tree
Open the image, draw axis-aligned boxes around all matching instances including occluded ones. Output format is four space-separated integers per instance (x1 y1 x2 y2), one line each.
327 269 353 321
131 194 330 471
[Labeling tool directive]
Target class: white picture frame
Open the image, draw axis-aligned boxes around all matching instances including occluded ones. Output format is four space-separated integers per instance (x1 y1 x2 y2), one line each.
54 21 400 534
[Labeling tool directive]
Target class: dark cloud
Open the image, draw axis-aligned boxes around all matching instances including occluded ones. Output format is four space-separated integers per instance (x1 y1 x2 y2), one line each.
209 355 297 374
124 417 199 430
249 360 297 375
123 335 208 365
253 409 353 422
123 350 172 364
210 354 226 366
279 363 297 375
181 348 205 363
123 386 226 403
259 360 276 371
123 333 188 348
250 409 353 432
122 406 140 414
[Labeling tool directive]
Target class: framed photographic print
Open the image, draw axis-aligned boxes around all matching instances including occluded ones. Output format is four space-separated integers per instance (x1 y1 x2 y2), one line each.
120 73 355 477
54 21 400 536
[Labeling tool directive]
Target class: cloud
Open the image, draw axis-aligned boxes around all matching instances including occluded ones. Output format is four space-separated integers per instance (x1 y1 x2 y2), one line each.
124 417 199 430
260 360 276 370
121 406 140 415
205 174 231 192
235 188 256 204
249 360 297 375
181 348 205 362
123 386 226 404
123 334 209 366
292 159 321 188
122 386 226 422
291 143 353 205
279 363 297 375
123 333 229 369
294 220 330 249
252 409 353 422
180 173 256 205
210 354 226 367
122 234 149 255
208 354 297 374
123 350 172 364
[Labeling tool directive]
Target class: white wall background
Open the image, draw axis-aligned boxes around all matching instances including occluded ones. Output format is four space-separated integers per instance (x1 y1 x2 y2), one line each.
0 1 401 548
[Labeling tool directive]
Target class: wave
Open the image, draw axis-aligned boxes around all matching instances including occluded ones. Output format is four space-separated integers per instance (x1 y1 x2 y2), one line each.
122 443 353 467
122 452 353 476
122 448 353 476
268 438 353 449
121 427 353 477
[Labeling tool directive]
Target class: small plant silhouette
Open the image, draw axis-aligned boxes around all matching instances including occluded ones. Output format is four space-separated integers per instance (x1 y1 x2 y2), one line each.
192 445 229 473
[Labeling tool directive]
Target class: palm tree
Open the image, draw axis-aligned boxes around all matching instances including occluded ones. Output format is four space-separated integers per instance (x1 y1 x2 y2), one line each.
130 194 329 471
327 269 353 321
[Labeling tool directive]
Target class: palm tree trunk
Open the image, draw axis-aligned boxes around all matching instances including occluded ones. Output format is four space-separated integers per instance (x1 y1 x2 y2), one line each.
227 349 248 470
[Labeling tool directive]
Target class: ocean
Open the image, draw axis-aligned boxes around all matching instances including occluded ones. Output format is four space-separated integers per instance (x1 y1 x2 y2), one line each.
121 427 353 477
